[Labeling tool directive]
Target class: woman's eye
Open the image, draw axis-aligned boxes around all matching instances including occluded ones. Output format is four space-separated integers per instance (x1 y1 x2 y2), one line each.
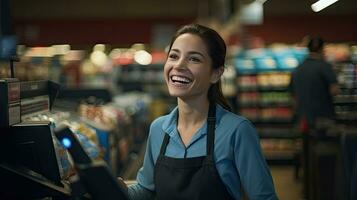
189 57 201 62
168 53 178 60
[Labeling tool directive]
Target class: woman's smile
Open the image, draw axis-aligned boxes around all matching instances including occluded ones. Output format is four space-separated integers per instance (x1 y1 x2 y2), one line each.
169 74 193 88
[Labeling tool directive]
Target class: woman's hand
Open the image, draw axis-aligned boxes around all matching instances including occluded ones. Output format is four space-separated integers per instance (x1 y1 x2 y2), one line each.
117 177 128 193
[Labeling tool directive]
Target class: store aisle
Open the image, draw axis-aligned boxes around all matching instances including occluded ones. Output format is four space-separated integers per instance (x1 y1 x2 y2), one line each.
270 166 303 200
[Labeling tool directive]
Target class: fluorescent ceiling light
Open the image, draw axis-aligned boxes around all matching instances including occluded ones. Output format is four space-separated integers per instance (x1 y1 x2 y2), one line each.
256 0 268 4
311 0 339 12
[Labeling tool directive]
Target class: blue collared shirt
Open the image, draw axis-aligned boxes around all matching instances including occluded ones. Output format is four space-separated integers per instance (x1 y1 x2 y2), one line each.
130 104 278 200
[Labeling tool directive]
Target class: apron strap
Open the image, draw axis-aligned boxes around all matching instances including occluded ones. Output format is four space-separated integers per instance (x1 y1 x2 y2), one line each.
159 103 216 157
207 103 216 156
159 133 170 156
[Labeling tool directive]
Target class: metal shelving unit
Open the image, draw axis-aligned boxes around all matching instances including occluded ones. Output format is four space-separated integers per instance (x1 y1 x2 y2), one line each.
235 69 300 166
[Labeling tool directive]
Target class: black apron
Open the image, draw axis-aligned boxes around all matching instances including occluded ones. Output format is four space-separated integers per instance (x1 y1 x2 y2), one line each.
154 103 234 200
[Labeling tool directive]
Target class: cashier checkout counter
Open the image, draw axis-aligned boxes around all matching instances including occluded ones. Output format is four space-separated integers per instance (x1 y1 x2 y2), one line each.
0 78 128 200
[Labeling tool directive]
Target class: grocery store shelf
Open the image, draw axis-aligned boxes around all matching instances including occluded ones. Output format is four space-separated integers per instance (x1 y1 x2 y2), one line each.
334 98 357 105
251 119 294 124
258 86 290 92
266 158 296 165
264 150 296 159
264 150 298 165
258 131 300 139
237 86 258 92
239 102 292 108
236 66 298 166
118 80 165 85
238 86 290 92
121 63 164 69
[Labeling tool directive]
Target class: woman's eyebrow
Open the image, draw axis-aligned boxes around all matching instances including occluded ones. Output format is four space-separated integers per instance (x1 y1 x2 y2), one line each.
170 49 180 53
187 51 205 58
170 48 206 58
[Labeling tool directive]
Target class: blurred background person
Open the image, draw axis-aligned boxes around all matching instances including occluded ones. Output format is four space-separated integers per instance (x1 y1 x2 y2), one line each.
290 36 340 129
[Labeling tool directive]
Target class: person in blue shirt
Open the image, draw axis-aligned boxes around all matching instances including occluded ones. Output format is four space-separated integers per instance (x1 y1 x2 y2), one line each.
121 24 278 200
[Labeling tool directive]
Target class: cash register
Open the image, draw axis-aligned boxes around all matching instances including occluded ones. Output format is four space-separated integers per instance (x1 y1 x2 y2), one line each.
0 43 128 199
1 79 130 200
0 78 71 199
0 31 71 198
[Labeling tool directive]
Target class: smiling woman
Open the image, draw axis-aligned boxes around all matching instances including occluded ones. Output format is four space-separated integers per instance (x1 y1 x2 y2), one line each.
165 24 231 111
164 33 216 102
119 24 279 200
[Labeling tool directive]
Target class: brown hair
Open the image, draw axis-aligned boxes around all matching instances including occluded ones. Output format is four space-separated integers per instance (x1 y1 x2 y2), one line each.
168 24 232 111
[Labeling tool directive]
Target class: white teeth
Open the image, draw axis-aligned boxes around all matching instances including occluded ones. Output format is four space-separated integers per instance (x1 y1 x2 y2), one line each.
171 75 191 83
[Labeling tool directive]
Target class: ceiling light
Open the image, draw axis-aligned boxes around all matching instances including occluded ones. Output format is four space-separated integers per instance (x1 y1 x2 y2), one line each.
134 50 152 65
256 0 268 4
90 50 107 66
311 0 339 12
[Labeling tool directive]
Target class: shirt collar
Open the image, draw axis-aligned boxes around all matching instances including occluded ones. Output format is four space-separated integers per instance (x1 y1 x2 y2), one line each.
161 103 225 138
162 106 178 137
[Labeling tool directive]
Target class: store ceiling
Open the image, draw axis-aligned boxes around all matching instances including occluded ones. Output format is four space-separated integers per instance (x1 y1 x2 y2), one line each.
11 0 357 20
264 0 357 15
8 0 357 44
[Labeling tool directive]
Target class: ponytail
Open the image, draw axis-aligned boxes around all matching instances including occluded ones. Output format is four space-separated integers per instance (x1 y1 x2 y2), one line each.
208 80 232 112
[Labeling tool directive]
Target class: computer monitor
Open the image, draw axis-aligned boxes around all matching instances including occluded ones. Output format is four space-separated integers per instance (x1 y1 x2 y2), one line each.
0 122 71 198
1 122 63 186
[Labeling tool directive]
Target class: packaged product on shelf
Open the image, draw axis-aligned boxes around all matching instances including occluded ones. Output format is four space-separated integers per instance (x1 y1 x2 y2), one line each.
275 56 299 71
73 123 101 158
270 73 291 87
237 75 258 90
254 57 277 72
234 58 256 74
260 107 292 122
240 108 259 121
238 92 259 105
272 48 300 71
257 74 270 88
292 47 308 63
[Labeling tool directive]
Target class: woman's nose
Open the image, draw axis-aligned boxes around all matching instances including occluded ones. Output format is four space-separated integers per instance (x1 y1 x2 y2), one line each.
173 58 186 69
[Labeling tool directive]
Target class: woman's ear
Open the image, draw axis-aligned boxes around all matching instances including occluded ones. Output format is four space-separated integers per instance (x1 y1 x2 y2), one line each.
210 66 224 84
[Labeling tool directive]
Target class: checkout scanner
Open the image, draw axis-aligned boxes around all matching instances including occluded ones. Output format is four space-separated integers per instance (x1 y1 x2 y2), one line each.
54 125 129 200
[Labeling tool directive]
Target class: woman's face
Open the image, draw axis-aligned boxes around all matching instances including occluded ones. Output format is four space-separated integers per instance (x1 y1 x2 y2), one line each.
164 33 219 100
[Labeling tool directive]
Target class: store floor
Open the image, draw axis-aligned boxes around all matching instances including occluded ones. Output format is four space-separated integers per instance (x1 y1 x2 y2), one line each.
270 166 304 200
